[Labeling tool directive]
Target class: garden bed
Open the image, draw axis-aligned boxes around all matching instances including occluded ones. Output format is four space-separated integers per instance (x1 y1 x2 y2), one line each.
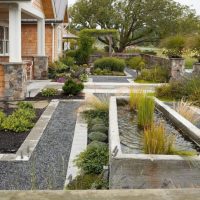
26 92 85 101
109 96 200 189
0 108 45 154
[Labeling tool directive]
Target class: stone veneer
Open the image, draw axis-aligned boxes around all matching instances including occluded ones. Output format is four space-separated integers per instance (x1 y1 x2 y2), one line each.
193 63 200 75
170 58 185 81
33 56 48 80
0 64 5 99
3 62 27 100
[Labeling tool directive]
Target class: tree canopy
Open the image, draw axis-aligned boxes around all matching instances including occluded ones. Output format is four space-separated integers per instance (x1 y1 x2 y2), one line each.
70 0 200 52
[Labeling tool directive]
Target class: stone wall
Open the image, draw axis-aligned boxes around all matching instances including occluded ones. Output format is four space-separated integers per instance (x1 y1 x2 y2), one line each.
141 54 170 69
110 157 200 189
33 56 48 80
3 63 27 100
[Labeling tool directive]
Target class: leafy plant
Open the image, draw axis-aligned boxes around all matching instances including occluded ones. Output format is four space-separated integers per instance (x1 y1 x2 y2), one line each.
127 57 145 73
75 146 109 174
87 141 108 149
17 101 34 110
90 124 108 134
138 96 155 128
79 73 88 82
41 88 58 97
67 174 99 190
62 79 84 96
135 66 170 83
94 57 126 72
161 35 186 58
60 56 75 66
0 111 6 129
187 35 200 62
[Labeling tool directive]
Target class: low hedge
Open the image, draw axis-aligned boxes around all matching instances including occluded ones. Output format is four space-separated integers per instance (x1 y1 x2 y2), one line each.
87 141 108 149
94 57 126 72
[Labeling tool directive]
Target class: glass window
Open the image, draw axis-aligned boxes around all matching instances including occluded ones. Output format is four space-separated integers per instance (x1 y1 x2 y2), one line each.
0 26 9 55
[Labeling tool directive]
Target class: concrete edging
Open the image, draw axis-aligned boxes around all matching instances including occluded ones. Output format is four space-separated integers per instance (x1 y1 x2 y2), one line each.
0 100 59 161
64 106 88 188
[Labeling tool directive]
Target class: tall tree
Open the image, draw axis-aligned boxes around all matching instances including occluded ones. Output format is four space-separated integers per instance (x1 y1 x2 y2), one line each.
70 0 200 52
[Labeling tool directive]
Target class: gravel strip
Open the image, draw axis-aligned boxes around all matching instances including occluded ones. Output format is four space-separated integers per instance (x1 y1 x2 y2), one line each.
0 101 81 190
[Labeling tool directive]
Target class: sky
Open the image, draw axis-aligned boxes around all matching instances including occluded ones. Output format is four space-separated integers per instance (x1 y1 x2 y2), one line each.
68 0 200 15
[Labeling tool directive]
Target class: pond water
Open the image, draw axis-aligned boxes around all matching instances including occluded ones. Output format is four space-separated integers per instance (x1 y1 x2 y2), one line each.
117 103 200 154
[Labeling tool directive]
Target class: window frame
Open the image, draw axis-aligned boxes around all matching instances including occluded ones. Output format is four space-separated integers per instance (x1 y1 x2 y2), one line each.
0 24 9 56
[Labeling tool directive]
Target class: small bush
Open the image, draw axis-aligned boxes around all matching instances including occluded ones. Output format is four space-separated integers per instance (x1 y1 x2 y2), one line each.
60 57 75 66
17 102 34 110
136 66 170 83
138 96 155 128
88 132 108 142
87 141 108 149
62 79 84 96
41 88 58 97
94 57 126 72
89 118 104 127
79 73 88 82
90 124 108 134
0 111 6 129
161 35 186 58
75 146 108 174
67 174 99 190
127 57 145 72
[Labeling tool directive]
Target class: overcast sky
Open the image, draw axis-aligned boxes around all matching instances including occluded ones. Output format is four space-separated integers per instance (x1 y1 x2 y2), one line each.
68 0 200 15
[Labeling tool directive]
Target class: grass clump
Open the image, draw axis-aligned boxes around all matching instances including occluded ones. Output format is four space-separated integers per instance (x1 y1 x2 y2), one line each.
138 96 155 128
144 124 174 154
173 99 200 124
129 88 144 111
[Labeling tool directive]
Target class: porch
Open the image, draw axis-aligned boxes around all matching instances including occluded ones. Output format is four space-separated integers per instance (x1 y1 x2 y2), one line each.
0 2 48 101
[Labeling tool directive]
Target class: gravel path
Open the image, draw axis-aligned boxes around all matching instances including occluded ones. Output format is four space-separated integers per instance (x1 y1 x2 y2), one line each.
0 101 80 190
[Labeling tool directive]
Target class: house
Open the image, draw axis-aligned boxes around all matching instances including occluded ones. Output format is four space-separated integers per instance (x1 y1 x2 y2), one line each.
0 0 68 101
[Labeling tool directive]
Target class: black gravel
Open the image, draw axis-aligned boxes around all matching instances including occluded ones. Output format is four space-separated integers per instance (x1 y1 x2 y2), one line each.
0 101 80 190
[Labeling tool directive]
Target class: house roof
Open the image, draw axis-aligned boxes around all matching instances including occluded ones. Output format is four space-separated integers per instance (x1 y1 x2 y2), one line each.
53 0 68 22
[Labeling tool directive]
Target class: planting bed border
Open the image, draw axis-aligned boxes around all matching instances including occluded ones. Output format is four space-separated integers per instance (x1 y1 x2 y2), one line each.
0 100 59 161
109 96 200 189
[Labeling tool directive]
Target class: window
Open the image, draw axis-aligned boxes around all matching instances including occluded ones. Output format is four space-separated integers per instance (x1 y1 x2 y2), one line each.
0 26 9 55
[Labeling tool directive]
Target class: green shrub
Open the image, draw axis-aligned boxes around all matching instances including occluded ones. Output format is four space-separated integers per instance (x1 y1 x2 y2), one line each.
138 96 155 128
65 50 77 58
79 73 88 82
17 102 33 110
62 79 84 96
60 57 75 66
87 141 108 149
88 132 108 142
127 57 145 72
142 50 157 55
67 174 99 190
94 57 126 72
41 88 58 97
161 35 186 58
90 124 108 134
2 114 34 133
0 111 6 129
187 35 200 62
136 66 170 83
75 146 108 174
89 118 104 127
185 57 197 69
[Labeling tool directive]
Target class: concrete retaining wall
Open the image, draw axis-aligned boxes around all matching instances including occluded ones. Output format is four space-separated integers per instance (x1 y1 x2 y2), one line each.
109 96 200 189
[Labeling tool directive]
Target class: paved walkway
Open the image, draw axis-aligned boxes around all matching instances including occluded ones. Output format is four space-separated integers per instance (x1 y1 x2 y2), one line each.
0 101 81 190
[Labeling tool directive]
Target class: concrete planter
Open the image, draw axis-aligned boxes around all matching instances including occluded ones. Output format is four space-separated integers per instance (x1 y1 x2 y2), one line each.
109 96 200 189
169 58 185 81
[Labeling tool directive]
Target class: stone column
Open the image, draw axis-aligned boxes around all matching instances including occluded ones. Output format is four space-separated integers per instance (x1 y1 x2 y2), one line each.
193 63 200 75
3 63 27 100
33 56 48 80
170 58 185 81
